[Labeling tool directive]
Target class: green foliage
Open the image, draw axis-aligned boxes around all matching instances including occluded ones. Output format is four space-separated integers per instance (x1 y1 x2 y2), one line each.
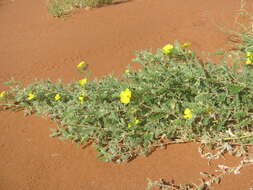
47 0 113 17
1 41 253 162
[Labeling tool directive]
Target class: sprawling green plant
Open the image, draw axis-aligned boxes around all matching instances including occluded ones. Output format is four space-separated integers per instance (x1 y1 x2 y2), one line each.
1 42 253 163
47 0 113 17
147 5 253 188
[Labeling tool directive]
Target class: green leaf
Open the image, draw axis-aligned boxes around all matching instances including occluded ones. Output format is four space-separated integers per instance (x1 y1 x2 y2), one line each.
228 85 244 94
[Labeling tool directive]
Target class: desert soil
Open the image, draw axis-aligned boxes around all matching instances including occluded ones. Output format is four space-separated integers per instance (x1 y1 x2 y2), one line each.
0 0 252 189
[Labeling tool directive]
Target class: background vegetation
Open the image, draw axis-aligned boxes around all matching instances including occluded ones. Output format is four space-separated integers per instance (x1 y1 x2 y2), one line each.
47 0 113 17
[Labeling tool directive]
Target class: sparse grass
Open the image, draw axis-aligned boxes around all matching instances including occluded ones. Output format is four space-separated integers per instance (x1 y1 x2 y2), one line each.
47 0 73 17
47 0 113 17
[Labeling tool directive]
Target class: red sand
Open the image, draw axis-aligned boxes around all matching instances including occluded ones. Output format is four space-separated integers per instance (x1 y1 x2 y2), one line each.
0 0 252 189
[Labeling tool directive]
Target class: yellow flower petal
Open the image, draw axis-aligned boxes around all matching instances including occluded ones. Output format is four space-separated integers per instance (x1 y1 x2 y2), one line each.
0 91 6 98
54 94 61 101
184 108 193 119
246 52 252 57
79 96 84 103
181 42 191 48
184 114 192 119
77 61 87 69
135 119 140 124
120 88 132 104
79 78 87 86
162 44 174 54
184 108 191 115
120 96 130 104
246 58 252 65
27 93 36 100
124 88 131 98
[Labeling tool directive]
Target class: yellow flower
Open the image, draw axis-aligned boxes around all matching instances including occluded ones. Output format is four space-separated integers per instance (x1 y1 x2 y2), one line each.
184 108 193 119
54 94 61 101
246 58 252 65
0 91 6 98
77 61 87 69
125 69 130 73
79 78 87 86
120 88 132 104
79 96 84 103
181 42 191 48
27 93 36 100
162 44 174 54
128 119 140 128
188 50 192 54
246 51 252 57
135 119 140 124
120 96 130 104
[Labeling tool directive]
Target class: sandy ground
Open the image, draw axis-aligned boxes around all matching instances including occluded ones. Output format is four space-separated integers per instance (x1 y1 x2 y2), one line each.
0 0 252 189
